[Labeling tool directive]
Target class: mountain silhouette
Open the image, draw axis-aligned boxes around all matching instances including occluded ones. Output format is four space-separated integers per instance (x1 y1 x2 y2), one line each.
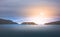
21 22 37 25
45 21 60 25
0 19 17 24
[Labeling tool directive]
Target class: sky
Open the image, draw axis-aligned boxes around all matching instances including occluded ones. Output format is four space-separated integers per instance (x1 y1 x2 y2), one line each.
0 0 60 24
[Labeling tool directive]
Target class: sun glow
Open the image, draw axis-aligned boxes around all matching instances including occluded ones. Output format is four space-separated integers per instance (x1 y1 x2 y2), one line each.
19 6 51 25
26 17 47 25
26 12 47 24
32 18 47 24
33 12 47 24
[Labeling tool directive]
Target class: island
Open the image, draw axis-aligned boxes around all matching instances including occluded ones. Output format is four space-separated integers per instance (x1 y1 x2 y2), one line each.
21 22 37 25
0 19 18 24
45 21 60 25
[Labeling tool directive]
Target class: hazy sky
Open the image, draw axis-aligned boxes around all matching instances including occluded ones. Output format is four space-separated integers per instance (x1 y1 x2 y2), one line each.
0 0 60 24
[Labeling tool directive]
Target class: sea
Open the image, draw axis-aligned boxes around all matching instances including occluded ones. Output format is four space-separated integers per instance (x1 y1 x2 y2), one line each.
0 24 60 37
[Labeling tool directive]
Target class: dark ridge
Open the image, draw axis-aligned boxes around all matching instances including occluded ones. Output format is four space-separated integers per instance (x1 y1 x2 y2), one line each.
45 21 60 25
0 18 18 24
21 22 37 25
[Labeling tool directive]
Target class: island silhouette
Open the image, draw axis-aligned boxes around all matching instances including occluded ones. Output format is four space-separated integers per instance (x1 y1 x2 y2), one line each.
21 22 37 25
0 19 18 24
45 21 60 25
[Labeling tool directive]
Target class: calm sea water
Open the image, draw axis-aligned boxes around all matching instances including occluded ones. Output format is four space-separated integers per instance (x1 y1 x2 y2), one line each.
0 24 60 37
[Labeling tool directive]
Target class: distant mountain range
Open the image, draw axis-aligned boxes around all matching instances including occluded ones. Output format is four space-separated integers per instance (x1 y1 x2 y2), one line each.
0 19 18 24
45 21 60 25
0 18 60 25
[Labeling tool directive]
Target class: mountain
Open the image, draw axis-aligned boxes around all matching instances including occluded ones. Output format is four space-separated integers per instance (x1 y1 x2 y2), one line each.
0 19 18 24
45 21 60 25
21 22 37 25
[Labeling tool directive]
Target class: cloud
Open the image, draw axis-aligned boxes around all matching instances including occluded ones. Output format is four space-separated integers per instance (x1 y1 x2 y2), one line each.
0 0 60 18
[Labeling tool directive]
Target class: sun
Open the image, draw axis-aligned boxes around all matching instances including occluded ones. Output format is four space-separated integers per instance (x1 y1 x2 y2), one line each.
31 17 47 24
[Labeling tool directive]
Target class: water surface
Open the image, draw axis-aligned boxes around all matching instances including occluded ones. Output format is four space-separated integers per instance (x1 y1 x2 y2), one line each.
0 24 60 37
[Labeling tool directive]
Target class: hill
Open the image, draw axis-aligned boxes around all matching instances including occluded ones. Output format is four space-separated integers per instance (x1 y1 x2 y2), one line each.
21 22 37 25
0 19 17 24
45 21 60 25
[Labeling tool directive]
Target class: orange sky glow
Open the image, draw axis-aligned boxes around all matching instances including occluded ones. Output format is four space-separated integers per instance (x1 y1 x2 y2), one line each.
21 5 59 18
